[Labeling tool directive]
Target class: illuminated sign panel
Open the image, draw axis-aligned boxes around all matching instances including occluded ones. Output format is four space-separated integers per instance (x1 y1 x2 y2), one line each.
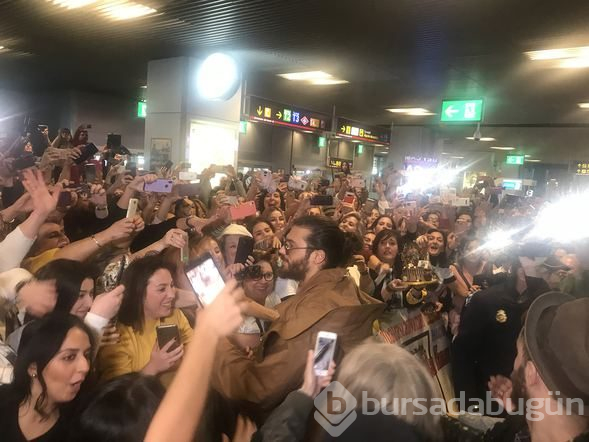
248 96 330 131
328 157 353 169
335 117 389 144
440 99 484 122
506 155 525 165
137 101 147 118
575 161 589 175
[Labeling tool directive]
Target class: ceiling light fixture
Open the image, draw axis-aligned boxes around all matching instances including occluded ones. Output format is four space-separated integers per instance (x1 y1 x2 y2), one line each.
466 136 496 141
526 159 541 162
196 53 240 101
578 103 589 108
490 146 515 151
451 156 465 159
50 0 97 8
278 71 332 81
387 108 428 114
309 79 349 85
526 46 589 69
96 1 156 20
526 46 589 61
386 108 435 116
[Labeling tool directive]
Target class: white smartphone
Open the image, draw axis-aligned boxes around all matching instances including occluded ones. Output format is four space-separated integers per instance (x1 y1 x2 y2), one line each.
185 253 225 305
313 331 337 376
179 171 198 181
126 198 138 218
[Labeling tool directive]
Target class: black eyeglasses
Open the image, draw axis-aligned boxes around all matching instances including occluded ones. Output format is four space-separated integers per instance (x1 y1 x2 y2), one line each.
283 242 315 254
250 272 275 281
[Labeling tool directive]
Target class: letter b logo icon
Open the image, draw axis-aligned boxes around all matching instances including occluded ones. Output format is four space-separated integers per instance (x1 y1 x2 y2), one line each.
314 382 357 437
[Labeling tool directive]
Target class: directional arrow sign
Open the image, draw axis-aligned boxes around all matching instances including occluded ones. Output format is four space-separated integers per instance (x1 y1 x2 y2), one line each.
276 111 283 120
441 99 484 122
445 105 459 119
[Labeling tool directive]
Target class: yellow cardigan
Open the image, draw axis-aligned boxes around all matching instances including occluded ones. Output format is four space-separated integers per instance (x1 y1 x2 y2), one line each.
97 309 193 387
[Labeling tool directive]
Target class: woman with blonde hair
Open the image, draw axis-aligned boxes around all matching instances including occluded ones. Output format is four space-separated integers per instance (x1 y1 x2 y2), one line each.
332 341 442 441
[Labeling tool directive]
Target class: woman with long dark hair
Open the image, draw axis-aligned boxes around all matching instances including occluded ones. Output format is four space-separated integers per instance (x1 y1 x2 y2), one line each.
97 254 192 387
0 313 95 441
367 230 403 301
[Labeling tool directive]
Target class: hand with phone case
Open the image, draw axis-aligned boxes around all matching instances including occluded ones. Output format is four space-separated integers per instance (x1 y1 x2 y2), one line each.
144 337 184 376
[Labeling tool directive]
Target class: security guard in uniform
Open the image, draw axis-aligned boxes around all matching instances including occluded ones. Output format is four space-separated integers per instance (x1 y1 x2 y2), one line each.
452 256 550 411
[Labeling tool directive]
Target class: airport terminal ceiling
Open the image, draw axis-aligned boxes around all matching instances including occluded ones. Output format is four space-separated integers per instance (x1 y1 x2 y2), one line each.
2 0 589 161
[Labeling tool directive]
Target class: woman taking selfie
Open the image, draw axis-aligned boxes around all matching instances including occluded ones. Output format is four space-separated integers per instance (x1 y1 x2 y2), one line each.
97 254 192 387
233 255 280 350
0 313 95 441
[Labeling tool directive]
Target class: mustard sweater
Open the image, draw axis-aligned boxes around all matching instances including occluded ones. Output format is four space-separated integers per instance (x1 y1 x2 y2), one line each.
97 309 193 387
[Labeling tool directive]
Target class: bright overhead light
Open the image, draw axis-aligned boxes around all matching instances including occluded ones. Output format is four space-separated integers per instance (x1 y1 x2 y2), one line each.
559 59 589 69
96 1 156 20
196 53 240 101
387 108 428 114
526 159 541 162
140 85 147 89
524 155 531 158
302 130 313 134
490 146 515 151
309 79 349 85
50 0 98 8
451 156 465 159
278 71 332 81
526 46 589 61
386 108 434 116
579 102 589 108
466 136 496 141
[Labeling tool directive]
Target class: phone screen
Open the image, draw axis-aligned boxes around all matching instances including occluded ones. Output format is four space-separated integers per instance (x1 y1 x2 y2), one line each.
185 255 225 305
156 324 180 351
234 236 254 264
313 333 337 375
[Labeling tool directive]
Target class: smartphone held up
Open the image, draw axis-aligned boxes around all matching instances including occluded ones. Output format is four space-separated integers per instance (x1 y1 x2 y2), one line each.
313 331 337 376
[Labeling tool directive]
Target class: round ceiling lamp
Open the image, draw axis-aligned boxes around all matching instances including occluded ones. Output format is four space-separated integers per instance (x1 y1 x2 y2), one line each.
196 53 240 101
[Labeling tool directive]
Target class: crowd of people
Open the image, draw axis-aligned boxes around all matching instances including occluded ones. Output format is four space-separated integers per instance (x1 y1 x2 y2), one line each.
0 124 586 441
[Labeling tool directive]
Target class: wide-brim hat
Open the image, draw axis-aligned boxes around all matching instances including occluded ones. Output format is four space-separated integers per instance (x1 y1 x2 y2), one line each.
524 291 589 416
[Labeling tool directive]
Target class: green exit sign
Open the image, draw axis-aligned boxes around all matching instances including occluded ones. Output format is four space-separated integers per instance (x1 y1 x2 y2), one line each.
318 136 326 148
441 99 484 122
137 101 147 118
506 155 525 165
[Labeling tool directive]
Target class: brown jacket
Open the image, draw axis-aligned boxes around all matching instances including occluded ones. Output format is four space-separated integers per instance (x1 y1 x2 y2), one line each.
211 268 384 411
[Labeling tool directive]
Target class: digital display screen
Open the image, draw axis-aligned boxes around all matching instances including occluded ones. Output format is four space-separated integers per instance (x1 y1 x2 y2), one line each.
335 117 390 144
248 96 331 132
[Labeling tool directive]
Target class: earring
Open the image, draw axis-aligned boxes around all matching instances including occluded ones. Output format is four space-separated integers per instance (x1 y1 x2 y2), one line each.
31 373 37 378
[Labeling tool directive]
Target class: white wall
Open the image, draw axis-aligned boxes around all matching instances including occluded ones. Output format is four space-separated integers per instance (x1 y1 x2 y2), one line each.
145 56 242 169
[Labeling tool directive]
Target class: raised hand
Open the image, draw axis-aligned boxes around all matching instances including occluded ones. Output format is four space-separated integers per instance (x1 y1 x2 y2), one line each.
90 285 124 320
198 279 245 338
21 168 60 217
299 349 336 398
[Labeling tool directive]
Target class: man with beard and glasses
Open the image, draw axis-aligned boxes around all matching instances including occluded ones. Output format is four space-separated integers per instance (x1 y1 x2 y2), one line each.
453 253 550 411
210 216 384 412
485 292 589 441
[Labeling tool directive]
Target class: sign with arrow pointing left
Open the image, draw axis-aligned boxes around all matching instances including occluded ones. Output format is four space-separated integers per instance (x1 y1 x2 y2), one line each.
441 99 484 122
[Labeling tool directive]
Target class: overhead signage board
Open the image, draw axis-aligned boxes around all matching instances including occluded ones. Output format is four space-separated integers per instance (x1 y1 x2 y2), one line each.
505 155 525 165
328 157 353 170
248 96 331 132
404 156 438 170
335 117 390 144
575 161 589 176
440 99 484 123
